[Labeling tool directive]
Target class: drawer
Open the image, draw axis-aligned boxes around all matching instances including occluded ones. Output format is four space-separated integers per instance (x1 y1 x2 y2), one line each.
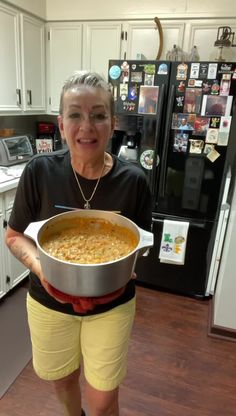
4 188 17 211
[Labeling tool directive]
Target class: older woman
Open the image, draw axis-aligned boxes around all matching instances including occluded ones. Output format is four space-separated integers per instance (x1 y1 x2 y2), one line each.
5 71 152 416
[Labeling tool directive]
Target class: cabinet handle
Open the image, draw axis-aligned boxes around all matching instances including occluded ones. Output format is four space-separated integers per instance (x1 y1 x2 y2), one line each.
121 30 124 40
27 90 32 106
125 31 127 41
6 275 11 284
16 89 21 106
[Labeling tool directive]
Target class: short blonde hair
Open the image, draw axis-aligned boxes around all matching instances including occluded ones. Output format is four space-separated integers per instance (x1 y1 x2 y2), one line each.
59 71 114 116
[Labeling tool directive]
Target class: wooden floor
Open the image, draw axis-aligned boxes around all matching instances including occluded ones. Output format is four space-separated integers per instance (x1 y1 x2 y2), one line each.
1 285 236 416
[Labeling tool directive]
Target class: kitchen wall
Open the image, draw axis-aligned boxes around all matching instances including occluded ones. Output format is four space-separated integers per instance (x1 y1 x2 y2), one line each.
4 0 46 19
0 115 57 138
213 175 236 331
45 0 236 20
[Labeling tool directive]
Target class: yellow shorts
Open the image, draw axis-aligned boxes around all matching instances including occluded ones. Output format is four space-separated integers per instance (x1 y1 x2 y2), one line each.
26 294 135 391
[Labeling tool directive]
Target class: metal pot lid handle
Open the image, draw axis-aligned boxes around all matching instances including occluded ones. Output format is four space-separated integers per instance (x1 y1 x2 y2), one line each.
24 220 47 242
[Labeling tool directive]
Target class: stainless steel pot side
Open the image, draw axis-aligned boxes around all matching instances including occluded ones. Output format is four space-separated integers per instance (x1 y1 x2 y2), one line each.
24 210 153 297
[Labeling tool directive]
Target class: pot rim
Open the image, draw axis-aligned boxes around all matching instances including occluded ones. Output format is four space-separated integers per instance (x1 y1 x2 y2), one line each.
36 209 145 267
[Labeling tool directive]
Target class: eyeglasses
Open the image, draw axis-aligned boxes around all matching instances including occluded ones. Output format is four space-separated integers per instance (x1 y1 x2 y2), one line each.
68 112 110 125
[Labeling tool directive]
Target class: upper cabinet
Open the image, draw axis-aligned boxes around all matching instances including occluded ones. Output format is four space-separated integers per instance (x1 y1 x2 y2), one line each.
0 2 45 115
124 20 185 61
46 20 185 114
83 22 123 79
46 22 83 114
0 3 21 113
20 14 45 112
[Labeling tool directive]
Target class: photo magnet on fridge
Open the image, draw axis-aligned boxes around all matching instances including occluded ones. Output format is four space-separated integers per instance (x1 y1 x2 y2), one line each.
218 116 232 146
206 128 219 144
206 148 220 162
138 86 159 114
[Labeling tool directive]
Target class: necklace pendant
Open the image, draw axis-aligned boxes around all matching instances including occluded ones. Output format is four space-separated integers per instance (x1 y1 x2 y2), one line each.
84 201 91 209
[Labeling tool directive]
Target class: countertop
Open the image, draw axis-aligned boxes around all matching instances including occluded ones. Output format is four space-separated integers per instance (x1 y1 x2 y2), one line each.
0 164 26 193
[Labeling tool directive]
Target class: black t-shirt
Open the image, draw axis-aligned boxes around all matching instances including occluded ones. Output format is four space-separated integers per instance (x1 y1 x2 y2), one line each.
9 149 152 316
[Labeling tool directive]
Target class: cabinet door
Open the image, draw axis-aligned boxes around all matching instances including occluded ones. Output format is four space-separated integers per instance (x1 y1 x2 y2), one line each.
5 209 29 290
20 14 46 112
46 23 83 114
0 3 22 113
183 19 236 61
125 20 185 61
83 22 123 80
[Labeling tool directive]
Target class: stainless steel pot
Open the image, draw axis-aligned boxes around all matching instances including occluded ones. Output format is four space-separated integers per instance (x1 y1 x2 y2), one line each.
24 210 153 297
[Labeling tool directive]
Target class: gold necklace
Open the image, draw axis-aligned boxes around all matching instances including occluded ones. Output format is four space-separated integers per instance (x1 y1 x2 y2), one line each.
72 160 105 209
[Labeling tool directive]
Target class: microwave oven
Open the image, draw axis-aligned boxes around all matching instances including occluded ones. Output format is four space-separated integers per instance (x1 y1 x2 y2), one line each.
0 135 34 166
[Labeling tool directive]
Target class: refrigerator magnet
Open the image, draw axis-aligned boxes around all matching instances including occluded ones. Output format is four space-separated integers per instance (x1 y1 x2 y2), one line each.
206 148 220 163
190 63 200 79
199 63 208 78
120 61 130 82
174 96 184 112
109 65 121 80
209 117 221 128
144 73 155 86
204 143 215 155
206 128 219 144
211 80 220 95
201 95 230 117
189 139 204 154
173 133 188 153
194 116 210 135
138 86 159 114
218 116 232 146
131 71 143 83
183 88 202 114
176 63 188 80
207 63 218 79
140 149 154 170
143 64 156 75
177 81 186 92
128 85 138 101
119 83 128 98
157 63 168 75
219 74 231 96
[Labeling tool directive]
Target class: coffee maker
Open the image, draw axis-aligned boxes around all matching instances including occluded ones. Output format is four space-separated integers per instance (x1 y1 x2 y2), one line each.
35 122 62 154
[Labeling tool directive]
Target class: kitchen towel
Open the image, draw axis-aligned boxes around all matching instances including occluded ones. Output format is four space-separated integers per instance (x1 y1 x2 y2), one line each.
159 220 189 265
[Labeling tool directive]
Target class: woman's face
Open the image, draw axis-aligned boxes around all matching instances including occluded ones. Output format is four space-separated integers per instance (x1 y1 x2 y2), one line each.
58 85 115 162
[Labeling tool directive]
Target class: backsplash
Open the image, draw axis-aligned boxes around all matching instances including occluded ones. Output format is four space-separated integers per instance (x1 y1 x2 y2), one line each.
0 115 58 138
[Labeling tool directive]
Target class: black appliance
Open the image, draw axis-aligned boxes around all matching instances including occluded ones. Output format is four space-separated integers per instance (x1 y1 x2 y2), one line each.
108 59 236 298
35 122 62 153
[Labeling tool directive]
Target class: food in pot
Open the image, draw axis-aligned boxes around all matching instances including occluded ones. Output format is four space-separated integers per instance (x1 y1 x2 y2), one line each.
40 217 138 264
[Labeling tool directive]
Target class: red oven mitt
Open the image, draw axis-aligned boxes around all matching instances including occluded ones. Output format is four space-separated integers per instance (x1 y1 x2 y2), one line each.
45 282 125 313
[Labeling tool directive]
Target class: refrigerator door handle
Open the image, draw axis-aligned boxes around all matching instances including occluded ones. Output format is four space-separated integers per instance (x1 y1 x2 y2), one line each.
151 83 166 197
158 84 175 198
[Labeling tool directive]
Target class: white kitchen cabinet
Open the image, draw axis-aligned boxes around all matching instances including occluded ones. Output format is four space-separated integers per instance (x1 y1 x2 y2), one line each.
0 3 22 113
124 20 185 61
0 185 29 298
20 13 45 112
183 19 236 61
0 1 45 115
82 21 123 79
46 22 83 113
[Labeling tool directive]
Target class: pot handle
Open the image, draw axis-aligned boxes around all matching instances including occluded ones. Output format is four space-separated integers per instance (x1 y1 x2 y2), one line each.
24 220 47 242
136 227 154 252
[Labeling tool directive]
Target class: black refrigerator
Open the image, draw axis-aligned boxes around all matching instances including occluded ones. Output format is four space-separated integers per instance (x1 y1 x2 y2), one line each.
108 59 236 298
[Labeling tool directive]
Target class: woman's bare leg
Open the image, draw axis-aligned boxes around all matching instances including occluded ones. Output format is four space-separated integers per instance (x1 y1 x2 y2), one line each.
85 382 119 416
53 369 82 416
